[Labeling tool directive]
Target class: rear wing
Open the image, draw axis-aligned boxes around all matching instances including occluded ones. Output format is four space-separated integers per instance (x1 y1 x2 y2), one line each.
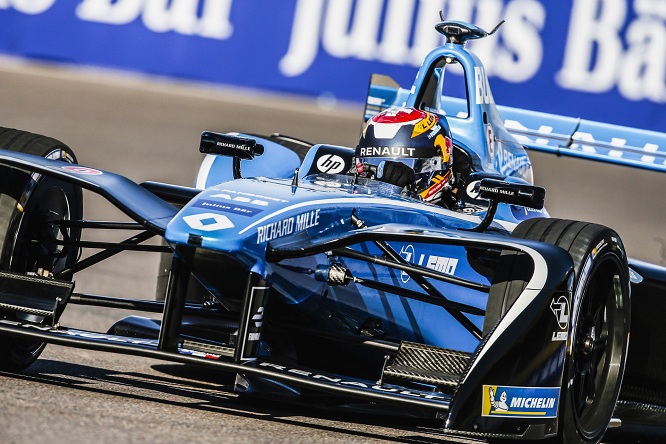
498 104 666 174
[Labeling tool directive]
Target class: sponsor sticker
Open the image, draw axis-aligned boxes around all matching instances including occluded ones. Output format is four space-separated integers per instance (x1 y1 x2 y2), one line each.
180 349 222 360
482 385 560 418
398 245 458 283
211 189 289 205
316 154 346 174
551 295 569 330
210 193 269 206
419 252 458 275
428 124 442 140
399 244 415 283
239 286 268 361
510 205 544 220
592 239 607 259
419 171 451 200
61 165 103 175
411 112 436 137
466 180 481 199
256 209 320 243
493 143 532 178
475 67 492 105
258 362 449 402
552 331 568 341
486 123 496 158
183 212 234 231
358 146 416 157
550 294 570 341
194 199 263 217
211 189 289 204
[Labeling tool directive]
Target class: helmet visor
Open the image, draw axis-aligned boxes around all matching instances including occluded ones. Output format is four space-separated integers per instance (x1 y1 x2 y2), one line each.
358 155 442 179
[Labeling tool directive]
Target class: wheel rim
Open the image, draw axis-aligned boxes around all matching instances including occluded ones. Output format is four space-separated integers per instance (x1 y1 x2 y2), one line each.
11 185 72 275
571 254 627 440
3 148 75 275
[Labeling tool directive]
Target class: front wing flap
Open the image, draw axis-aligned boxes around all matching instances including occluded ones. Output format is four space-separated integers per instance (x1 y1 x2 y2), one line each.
0 148 178 233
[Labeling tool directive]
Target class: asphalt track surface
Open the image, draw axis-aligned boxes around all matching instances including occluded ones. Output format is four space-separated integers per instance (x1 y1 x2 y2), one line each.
0 57 663 444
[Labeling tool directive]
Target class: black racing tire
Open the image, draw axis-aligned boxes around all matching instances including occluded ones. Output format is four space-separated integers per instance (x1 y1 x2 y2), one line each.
487 218 630 443
0 127 82 371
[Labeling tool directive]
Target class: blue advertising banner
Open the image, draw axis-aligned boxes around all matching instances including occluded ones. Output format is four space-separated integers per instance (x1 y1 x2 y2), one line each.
0 0 664 132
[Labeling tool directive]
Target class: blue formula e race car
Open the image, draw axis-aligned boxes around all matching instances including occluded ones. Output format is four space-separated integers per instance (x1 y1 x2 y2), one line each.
0 18 665 444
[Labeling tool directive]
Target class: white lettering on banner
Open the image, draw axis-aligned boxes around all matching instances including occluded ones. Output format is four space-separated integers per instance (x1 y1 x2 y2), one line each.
323 0 384 60
0 0 56 14
473 0 545 82
4 0 664 107
436 0 546 83
619 15 666 101
280 0 545 83
557 0 627 93
76 0 234 39
558 0 666 102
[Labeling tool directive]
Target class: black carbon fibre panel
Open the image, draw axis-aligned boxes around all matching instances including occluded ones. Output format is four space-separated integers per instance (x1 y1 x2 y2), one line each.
0 270 73 323
383 341 469 387
620 384 666 408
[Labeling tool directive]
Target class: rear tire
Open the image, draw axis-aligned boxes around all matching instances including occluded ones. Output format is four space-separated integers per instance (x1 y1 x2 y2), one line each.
0 127 82 371
487 218 630 443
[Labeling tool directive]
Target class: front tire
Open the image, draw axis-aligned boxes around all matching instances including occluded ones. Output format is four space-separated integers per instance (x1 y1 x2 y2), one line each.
0 127 82 371
510 218 630 443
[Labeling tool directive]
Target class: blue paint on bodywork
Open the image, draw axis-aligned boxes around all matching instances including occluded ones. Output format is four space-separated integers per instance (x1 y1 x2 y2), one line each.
165 173 540 351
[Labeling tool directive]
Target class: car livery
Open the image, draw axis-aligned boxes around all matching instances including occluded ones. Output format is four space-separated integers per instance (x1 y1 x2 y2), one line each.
0 17 663 444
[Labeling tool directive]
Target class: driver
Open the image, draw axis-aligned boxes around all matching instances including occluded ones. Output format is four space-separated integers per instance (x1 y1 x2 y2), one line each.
355 107 457 208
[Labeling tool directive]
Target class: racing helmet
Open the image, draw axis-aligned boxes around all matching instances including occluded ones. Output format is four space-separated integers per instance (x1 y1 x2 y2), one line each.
355 107 454 202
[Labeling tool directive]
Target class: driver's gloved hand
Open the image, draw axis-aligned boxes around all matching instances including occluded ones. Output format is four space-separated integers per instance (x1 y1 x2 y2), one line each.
376 160 415 189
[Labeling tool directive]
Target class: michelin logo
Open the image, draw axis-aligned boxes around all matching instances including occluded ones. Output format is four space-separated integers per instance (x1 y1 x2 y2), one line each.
482 385 560 418
488 387 509 411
